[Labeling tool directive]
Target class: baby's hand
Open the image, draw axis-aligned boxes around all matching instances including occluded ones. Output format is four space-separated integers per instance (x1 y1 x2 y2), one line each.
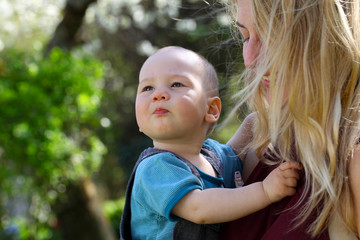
262 161 302 203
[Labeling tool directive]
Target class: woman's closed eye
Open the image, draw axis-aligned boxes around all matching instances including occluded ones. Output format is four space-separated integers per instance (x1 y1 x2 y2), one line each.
235 21 250 43
242 37 250 43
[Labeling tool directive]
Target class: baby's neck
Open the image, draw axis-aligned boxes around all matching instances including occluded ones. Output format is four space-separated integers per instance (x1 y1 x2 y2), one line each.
153 140 217 177
153 141 202 161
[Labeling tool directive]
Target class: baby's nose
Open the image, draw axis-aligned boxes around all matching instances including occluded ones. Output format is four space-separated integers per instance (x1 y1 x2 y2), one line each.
152 89 170 101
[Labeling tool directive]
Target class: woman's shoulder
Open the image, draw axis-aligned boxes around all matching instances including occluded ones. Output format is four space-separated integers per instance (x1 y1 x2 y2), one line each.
329 213 359 240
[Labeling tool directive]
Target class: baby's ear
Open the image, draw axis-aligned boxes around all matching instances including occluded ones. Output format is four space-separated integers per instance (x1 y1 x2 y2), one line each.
205 96 221 123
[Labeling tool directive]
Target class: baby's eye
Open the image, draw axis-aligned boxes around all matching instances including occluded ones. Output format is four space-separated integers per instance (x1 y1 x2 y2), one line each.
142 86 154 92
171 82 184 88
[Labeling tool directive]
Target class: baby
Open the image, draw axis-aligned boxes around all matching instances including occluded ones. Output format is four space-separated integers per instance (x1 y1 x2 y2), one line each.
120 46 301 240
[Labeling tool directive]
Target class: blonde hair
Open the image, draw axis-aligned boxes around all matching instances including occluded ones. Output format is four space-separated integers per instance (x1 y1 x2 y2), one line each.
228 0 360 236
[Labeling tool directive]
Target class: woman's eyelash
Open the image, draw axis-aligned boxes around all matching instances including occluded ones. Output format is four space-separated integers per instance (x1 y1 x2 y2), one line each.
242 37 250 43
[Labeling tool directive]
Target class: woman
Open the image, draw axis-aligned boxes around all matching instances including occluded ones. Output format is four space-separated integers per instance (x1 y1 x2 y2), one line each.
221 0 360 239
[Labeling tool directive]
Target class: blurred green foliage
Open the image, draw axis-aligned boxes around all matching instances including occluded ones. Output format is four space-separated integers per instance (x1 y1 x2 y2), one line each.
88 0 245 201
0 48 106 239
102 197 125 238
0 1 247 239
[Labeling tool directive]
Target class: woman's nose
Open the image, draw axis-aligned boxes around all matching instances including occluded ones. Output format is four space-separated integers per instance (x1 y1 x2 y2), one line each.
152 88 170 101
243 38 262 69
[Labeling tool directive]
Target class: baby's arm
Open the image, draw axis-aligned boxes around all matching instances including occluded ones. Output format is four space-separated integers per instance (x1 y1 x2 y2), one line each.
171 161 301 224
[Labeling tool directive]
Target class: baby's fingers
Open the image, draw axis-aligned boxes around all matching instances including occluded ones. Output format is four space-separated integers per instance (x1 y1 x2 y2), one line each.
282 168 300 180
279 161 302 171
285 177 298 188
283 187 297 197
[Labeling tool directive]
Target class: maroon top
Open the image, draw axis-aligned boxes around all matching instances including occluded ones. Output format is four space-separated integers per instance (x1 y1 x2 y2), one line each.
220 160 330 240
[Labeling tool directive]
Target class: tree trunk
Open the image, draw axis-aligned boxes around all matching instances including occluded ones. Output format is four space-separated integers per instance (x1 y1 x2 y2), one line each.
54 178 117 240
45 1 116 238
45 0 97 55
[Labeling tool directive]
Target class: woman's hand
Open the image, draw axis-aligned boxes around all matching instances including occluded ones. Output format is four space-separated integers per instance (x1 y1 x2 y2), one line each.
227 112 256 159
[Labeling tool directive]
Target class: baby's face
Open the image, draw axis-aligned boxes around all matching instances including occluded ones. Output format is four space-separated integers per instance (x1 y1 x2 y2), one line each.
135 47 209 142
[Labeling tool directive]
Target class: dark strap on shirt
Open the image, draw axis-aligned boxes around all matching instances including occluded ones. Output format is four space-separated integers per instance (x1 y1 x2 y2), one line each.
173 219 222 240
120 146 224 240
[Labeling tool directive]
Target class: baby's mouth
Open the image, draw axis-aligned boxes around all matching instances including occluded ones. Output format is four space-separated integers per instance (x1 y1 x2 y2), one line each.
154 108 169 115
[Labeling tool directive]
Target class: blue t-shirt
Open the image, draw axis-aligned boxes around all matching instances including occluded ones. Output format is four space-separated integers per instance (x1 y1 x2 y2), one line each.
130 139 242 240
